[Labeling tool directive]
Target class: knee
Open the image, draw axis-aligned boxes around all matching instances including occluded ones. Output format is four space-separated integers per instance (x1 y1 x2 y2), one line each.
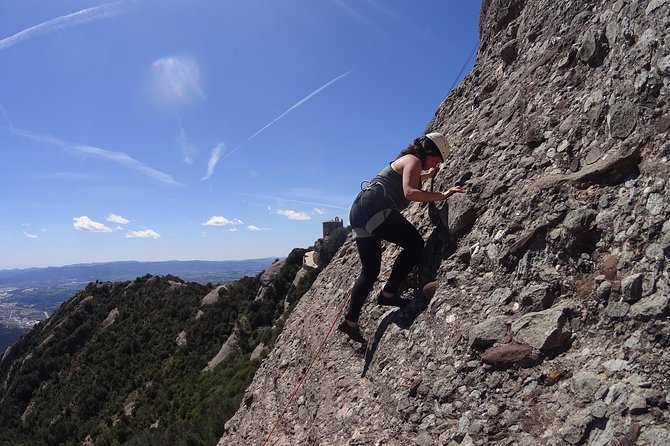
361 264 381 282
407 233 424 260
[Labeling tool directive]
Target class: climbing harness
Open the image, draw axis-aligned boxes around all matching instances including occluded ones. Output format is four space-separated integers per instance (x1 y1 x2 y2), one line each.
361 176 402 211
261 288 353 446
351 180 397 240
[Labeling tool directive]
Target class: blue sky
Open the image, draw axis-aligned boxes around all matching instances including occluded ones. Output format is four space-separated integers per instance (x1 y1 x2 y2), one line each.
0 0 480 269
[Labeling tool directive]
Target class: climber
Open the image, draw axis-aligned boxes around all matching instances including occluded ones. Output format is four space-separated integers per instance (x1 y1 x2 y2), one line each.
338 132 466 343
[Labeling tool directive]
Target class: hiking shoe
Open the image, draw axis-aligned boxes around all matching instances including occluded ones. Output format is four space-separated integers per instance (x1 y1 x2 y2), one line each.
337 321 367 343
376 292 410 308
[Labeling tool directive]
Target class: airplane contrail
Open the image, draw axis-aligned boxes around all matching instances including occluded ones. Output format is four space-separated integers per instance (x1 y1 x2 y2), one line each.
241 193 349 211
0 105 15 130
0 1 129 51
237 71 350 149
11 126 182 186
3 105 180 185
210 71 351 171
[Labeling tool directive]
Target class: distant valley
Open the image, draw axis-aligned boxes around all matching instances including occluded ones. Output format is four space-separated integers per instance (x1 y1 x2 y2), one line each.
0 258 275 353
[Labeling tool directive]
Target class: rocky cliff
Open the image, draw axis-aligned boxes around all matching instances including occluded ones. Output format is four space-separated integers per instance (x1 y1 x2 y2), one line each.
218 0 670 445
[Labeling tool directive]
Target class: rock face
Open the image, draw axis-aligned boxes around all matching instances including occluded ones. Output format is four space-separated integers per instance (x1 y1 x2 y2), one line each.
255 259 284 301
218 0 670 444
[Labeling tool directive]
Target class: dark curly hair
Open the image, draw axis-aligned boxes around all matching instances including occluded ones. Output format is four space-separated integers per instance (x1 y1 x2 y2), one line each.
396 136 443 164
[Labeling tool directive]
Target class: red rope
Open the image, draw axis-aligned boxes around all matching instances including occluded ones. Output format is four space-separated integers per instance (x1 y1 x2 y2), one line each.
260 288 352 446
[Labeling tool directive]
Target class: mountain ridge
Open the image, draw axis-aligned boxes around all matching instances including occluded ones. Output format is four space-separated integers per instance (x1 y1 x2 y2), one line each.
0 258 277 285
0 258 278 356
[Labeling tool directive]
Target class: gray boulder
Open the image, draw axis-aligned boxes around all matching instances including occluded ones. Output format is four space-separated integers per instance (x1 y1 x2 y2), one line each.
511 304 573 351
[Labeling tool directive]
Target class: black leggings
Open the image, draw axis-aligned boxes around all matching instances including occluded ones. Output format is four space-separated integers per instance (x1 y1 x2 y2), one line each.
345 210 424 323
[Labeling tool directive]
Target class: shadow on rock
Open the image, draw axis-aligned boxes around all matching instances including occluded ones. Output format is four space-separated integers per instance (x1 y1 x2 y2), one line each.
420 227 457 283
362 288 431 377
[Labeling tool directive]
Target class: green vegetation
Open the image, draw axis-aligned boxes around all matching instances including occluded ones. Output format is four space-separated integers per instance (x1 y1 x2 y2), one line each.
0 227 351 446
317 225 349 267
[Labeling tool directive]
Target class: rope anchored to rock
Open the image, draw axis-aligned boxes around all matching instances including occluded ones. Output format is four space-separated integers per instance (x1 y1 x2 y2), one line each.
260 288 352 446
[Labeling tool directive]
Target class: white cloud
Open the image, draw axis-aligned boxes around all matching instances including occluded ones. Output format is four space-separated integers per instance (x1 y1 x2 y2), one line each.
331 0 388 38
177 120 197 164
277 209 311 221
202 143 224 180
150 56 205 106
106 214 129 225
202 216 243 226
31 171 98 182
247 225 270 231
0 2 129 51
313 207 326 215
229 228 238 232
126 229 160 239
23 231 38 239
73 216 112 233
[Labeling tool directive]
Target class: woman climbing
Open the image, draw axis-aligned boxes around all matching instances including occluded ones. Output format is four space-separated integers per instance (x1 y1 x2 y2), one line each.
338 132 466 344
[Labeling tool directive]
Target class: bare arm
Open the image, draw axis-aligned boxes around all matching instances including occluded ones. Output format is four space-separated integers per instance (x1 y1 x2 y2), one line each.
400 157 458 202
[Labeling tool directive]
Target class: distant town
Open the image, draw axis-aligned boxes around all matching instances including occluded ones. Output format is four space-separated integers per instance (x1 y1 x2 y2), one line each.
0 287 57 329
0 258 276 353
1 280 83 328
0 284 74 353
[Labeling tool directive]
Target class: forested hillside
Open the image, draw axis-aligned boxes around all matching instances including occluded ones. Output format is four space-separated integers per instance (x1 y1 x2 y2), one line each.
0 232 347 445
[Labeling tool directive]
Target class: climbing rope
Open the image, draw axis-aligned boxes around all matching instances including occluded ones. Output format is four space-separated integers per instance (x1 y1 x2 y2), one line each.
448 40 479 92
261 288 352 446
